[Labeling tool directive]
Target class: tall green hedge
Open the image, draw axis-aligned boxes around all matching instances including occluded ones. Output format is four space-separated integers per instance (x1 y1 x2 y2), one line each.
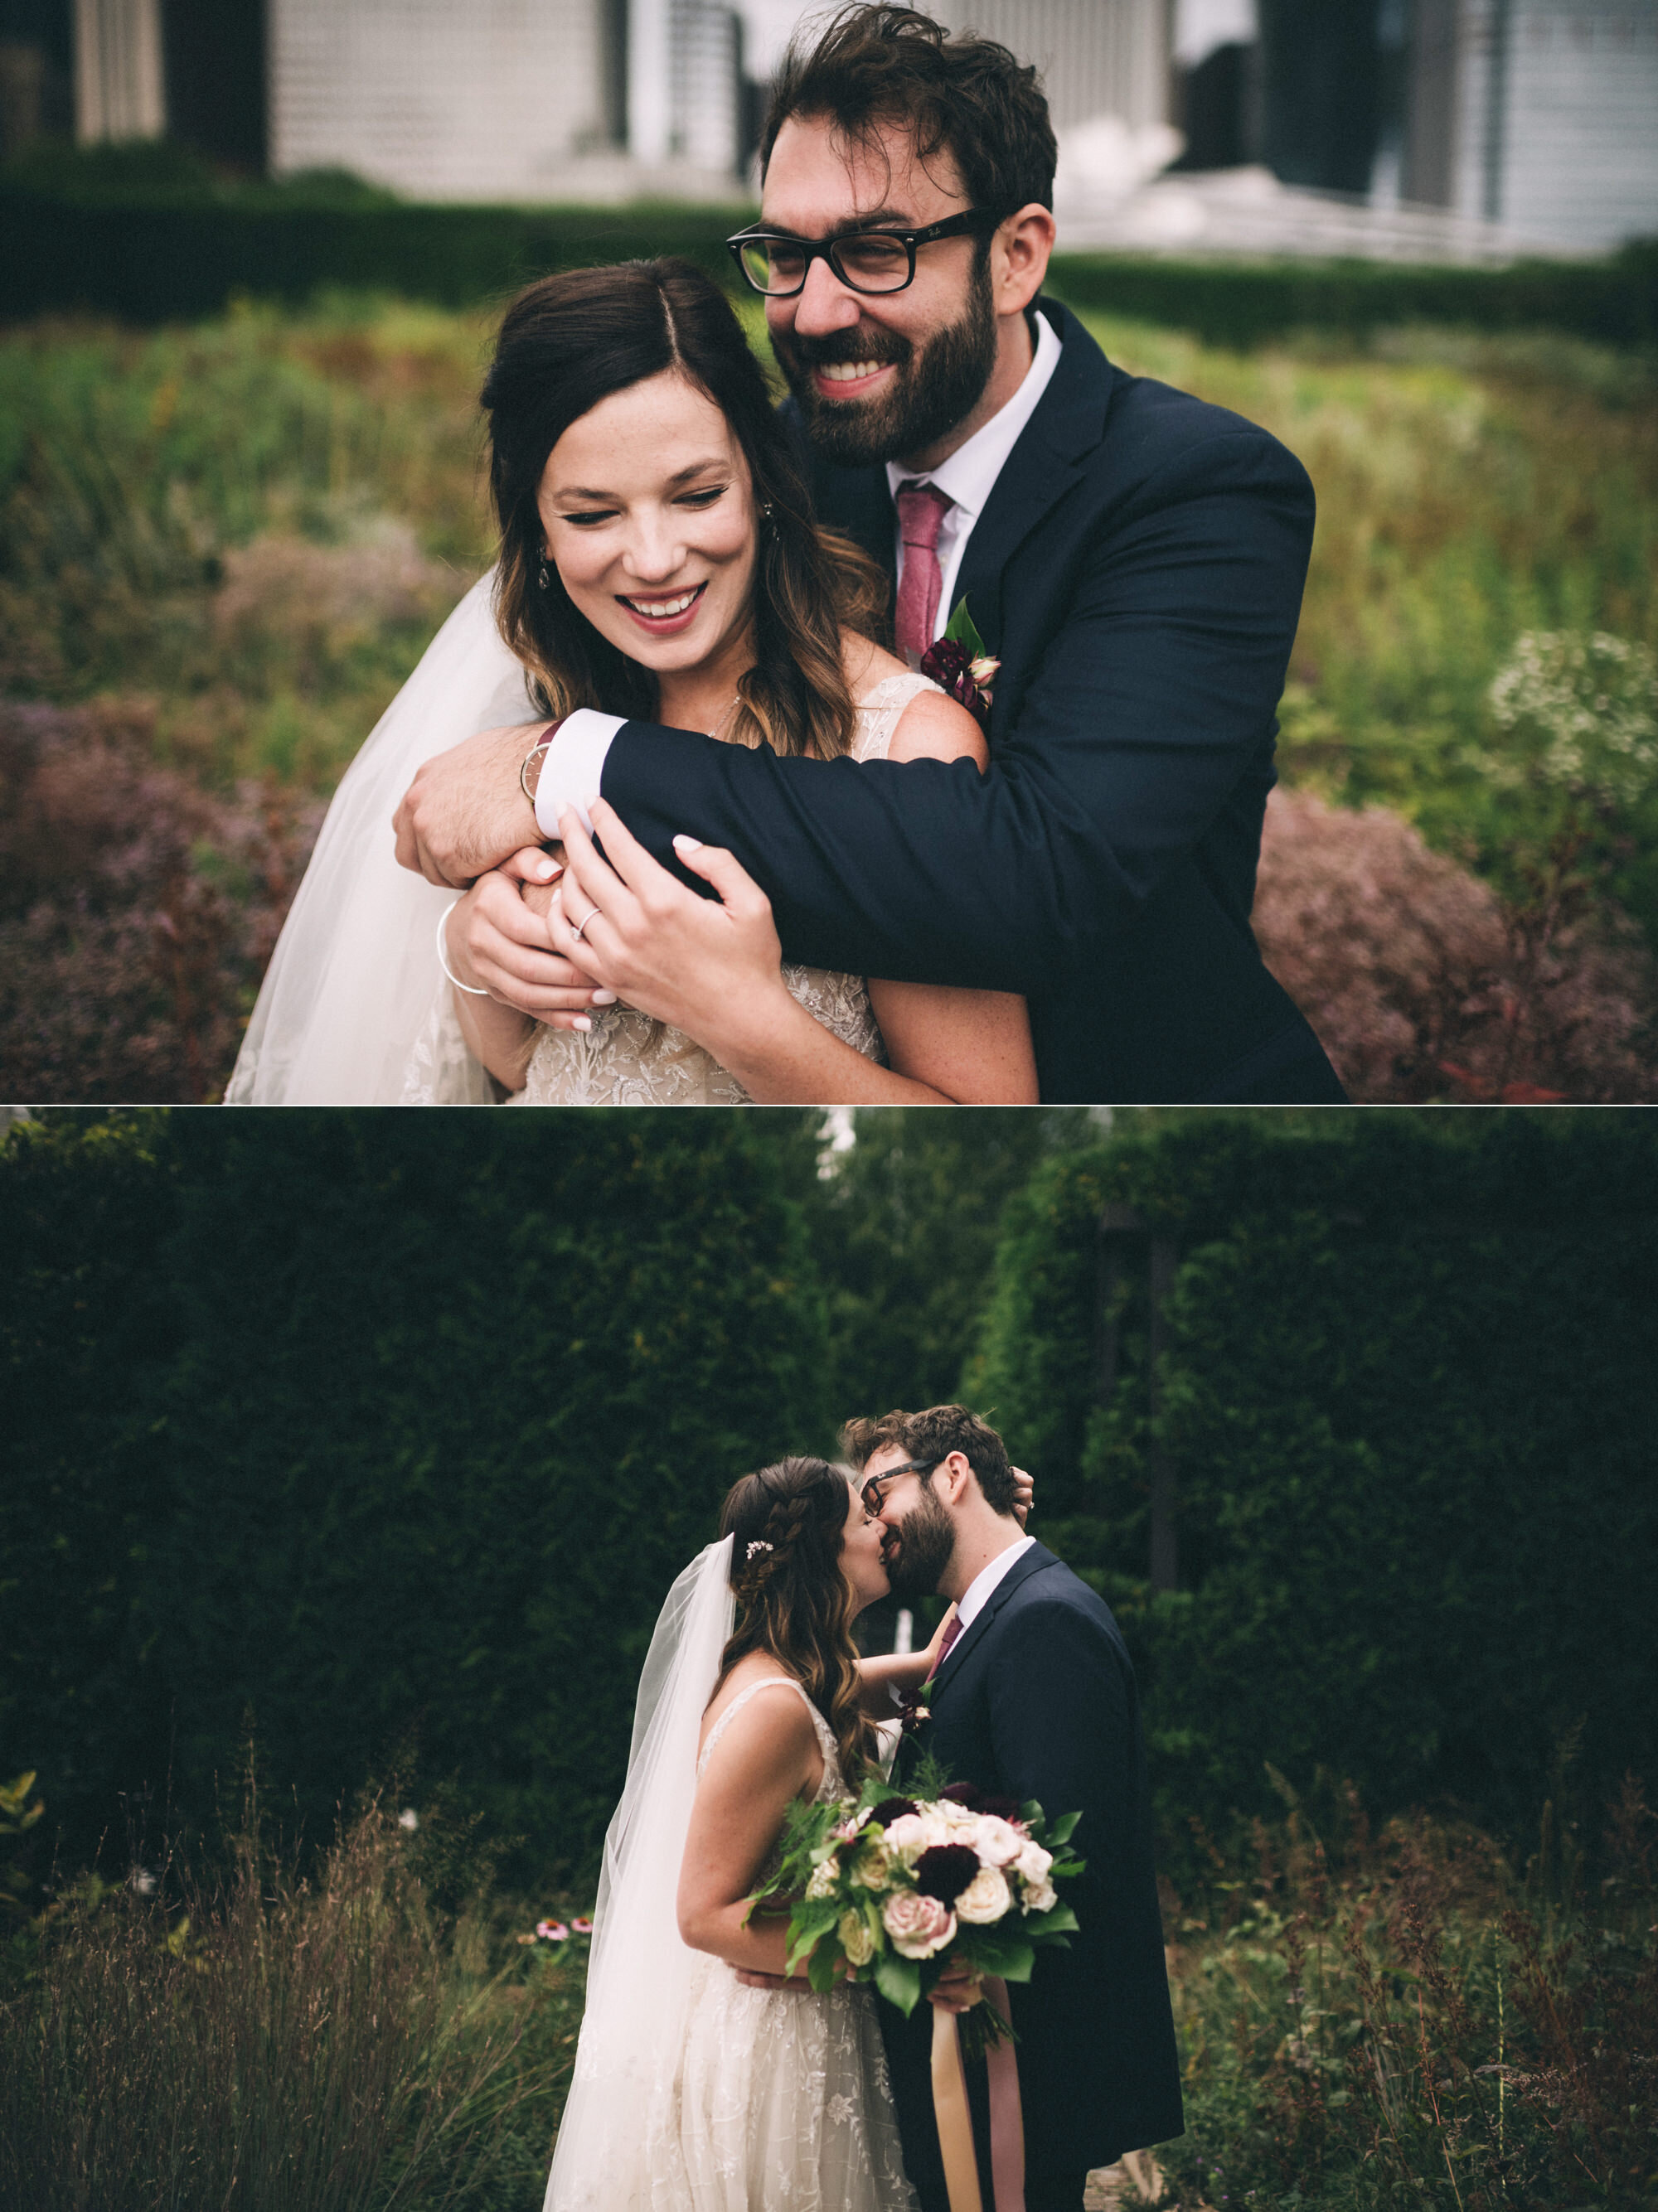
0 187 757 324
969 1111 1658 1858
0 1111 830 1885
2 155 1652 344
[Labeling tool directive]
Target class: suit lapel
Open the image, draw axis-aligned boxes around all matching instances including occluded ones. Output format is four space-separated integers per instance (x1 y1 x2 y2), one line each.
948 303 1112 666
928 1541 1059 1705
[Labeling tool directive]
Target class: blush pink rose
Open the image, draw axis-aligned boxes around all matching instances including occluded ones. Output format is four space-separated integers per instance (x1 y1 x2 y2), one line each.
882 1890 957 1959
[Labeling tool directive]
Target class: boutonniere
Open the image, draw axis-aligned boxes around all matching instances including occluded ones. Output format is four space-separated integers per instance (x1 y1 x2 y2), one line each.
898 1676 938 1737
920 599 999 730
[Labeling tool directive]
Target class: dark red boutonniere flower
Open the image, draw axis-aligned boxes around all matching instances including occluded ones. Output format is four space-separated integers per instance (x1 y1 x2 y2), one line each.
919 598 998 730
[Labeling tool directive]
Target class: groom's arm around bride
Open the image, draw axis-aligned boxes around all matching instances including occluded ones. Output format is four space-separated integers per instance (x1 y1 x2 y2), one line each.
848 1407 1182 2212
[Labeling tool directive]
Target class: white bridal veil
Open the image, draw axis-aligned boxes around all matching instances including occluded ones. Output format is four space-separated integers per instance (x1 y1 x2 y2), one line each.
545 1537 736 2211
225 570 540 1104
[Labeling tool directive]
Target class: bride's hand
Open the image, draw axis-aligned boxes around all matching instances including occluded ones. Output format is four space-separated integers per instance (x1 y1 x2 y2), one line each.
545 798 792 1050
1011 1464 1034 1527
447 860 617 1027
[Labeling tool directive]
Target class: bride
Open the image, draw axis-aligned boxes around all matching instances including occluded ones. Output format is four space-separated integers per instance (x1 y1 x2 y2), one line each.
227 259 1035 1105
550 1454 1024 2210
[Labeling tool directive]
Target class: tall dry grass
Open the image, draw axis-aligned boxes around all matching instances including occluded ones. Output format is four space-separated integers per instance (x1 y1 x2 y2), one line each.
0 1797 578 2212
1158 1770 1658 2211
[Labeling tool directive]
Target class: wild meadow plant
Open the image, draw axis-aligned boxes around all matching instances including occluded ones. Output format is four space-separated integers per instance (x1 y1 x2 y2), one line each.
0 1792 584 2212
1157 1769 1658 2212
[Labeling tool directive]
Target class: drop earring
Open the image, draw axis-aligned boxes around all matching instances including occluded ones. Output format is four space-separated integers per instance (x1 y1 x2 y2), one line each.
536 554 551 591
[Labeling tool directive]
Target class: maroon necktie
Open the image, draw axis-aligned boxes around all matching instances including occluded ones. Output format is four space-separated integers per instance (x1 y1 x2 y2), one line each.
894 479 953 661
932 1611 965 1672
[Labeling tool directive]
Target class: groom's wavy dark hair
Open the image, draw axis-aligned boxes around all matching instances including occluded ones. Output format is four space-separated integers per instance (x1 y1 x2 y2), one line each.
713 1456 877 1786
484 259 888 757
760 4 1057 218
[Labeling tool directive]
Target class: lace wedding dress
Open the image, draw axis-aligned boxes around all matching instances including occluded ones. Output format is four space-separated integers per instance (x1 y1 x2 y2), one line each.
633 1677 918 2212
511 671 938 1106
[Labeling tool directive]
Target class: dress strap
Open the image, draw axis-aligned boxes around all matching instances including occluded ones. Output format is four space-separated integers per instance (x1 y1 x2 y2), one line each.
697 1674 831 1779
852 670 943 762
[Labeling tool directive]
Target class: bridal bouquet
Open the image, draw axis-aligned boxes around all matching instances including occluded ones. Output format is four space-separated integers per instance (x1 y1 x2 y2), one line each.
747 1757 1082 2050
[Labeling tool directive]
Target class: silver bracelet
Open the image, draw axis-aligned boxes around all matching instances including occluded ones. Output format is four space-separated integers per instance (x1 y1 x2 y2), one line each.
435 900 490 995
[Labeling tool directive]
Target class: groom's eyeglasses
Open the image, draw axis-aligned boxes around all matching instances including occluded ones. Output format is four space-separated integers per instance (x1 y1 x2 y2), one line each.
861 1458 942 1515
726 212 999 298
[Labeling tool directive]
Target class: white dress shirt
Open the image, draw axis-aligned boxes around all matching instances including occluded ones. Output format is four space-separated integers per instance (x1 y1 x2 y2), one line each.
532 307 1064 837
941 1532 1036 1663
885 304 1063 643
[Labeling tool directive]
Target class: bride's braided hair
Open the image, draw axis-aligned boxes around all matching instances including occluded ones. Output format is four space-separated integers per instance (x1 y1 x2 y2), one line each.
714 1456 877 1787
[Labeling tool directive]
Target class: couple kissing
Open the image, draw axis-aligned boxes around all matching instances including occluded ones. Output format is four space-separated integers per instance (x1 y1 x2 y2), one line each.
548 1405 1182 2212
230 2 1344 1109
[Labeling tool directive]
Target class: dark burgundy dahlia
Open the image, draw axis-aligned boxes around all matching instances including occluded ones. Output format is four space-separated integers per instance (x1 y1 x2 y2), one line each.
914 1842 982 1904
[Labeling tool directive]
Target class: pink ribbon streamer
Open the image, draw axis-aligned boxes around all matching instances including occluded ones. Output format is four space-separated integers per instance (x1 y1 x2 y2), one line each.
982 1973 1026 2212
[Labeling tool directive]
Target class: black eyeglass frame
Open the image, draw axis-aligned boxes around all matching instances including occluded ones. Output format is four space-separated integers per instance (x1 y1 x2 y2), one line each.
860 1456 943 1515
725 210 1001 298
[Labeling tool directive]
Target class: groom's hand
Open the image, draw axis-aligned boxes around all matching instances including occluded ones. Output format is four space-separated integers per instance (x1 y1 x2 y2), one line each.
394 724 547 888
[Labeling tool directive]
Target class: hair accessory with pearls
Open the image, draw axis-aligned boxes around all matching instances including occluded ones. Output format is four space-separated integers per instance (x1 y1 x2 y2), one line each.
745 1539 774 1561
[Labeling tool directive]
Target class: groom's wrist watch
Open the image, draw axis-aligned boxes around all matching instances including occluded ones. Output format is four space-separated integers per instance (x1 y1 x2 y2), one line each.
519 722 565 811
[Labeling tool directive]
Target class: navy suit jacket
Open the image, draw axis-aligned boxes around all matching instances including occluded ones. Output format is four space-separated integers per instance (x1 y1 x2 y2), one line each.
883 1543 1182 2185
596 299 1343 1102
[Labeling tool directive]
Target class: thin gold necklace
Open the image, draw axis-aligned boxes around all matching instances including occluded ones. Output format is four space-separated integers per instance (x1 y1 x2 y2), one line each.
708 693 742 743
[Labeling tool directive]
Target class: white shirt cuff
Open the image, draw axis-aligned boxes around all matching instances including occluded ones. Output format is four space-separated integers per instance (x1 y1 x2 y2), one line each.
533 709 625 839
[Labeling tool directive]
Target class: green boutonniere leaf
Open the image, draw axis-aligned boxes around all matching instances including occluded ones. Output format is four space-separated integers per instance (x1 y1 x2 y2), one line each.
943 597 987 661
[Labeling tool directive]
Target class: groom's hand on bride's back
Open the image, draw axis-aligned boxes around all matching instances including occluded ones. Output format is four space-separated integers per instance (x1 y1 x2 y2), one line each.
393 724 545 887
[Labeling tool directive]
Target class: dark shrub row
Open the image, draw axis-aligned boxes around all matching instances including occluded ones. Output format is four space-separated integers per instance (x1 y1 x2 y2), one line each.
3 169 1653 344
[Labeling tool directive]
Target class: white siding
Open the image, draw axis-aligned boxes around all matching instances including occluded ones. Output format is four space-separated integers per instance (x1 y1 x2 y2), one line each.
933 0 1172 130
74 0 165 140
1452 0 1658 249
269 0 607 201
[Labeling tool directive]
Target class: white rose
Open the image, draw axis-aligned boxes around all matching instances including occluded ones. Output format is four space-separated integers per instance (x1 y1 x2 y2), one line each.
880 1814 928 1863
839 1909 877 1967
1015 1840 1053 1888
1020 1875 1058 1914
973 1817 1025 1869
806 1859 839 1900
954 1864 1012 1924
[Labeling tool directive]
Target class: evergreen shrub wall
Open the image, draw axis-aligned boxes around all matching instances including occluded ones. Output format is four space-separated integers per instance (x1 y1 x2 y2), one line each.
967 1112 1658 1861
2 155 1652 344
0 1111 829 1885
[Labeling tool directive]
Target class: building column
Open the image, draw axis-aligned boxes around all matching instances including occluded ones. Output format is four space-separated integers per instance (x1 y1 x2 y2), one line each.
74 0 165 143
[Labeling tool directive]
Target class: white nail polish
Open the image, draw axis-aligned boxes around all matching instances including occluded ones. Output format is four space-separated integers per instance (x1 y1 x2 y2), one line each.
673 835 704 853
591 990 618 1005
573 1014 592 1032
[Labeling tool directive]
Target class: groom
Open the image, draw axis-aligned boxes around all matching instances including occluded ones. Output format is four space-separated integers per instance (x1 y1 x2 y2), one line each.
846 1404 1182 2212
393 3 1345 1104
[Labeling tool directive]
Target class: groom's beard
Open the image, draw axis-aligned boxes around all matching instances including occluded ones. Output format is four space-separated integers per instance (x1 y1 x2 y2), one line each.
880 1485 957 1602
773 254 998 469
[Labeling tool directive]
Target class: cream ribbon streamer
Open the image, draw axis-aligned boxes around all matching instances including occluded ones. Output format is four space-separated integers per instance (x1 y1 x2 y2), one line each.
929 1976 1025 2212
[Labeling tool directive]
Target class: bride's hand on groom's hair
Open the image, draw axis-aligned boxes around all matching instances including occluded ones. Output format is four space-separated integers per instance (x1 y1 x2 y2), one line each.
448 866 616 1024
1011 1465 1034 1527
393 724 546 888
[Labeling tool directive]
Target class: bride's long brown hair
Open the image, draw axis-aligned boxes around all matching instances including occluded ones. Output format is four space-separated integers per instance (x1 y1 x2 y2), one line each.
714 1456 878 1786
483 259 889 757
